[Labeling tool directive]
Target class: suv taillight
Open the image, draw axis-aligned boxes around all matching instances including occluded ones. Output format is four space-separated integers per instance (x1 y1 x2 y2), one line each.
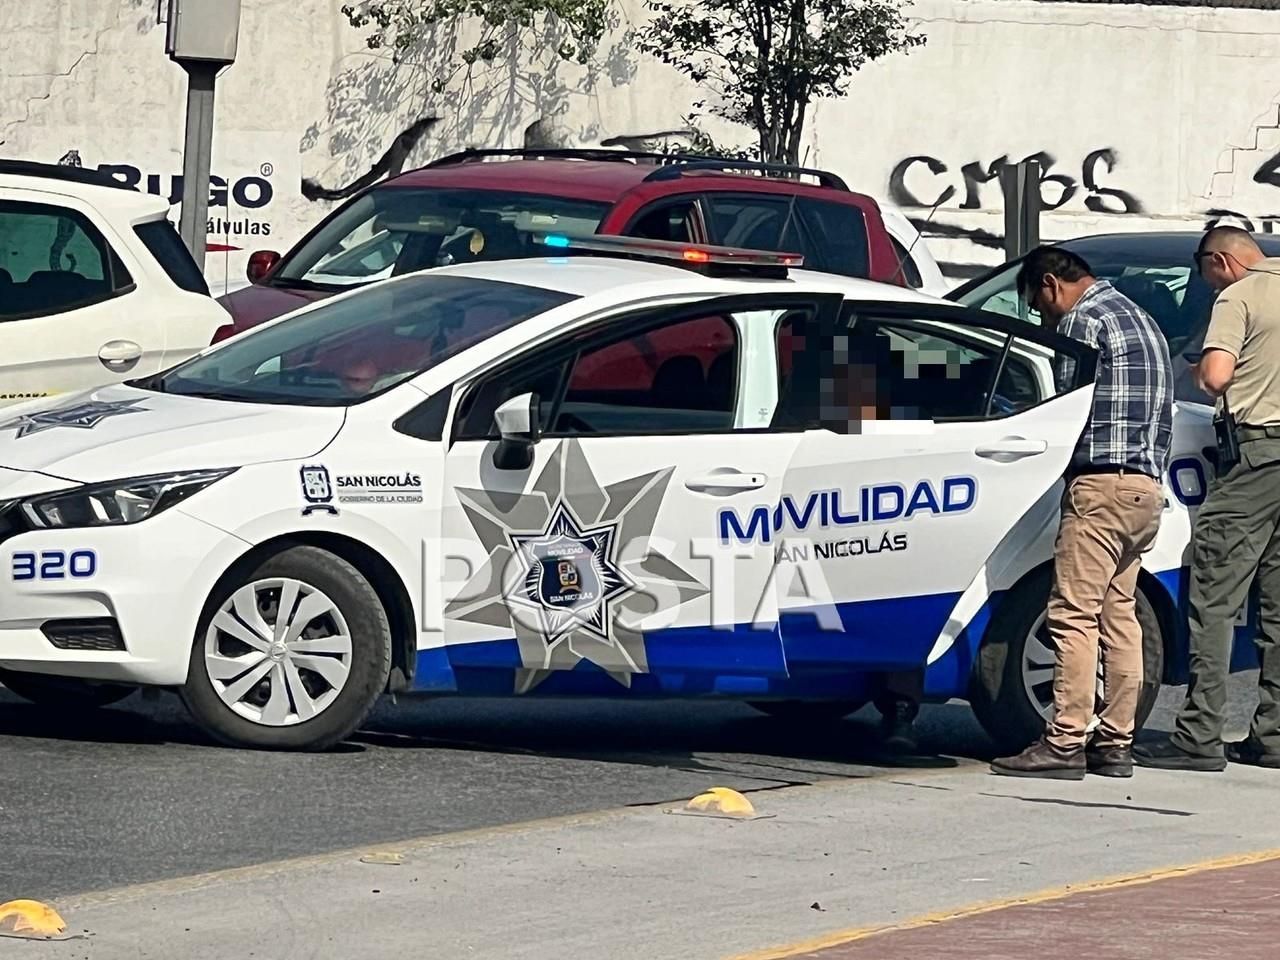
211 323 236 345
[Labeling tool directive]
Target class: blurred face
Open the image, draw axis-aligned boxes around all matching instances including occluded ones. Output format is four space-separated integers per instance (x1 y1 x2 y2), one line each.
339 359 380 395
1194 248 1246 292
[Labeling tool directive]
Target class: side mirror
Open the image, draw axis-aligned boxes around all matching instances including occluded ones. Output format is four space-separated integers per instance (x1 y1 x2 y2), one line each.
492 392 541 470
246 250 281 284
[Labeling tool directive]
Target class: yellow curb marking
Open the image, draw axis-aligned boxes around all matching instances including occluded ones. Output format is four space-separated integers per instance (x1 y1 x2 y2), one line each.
0 900 68 940
687 787 757 818
724 846 1280 960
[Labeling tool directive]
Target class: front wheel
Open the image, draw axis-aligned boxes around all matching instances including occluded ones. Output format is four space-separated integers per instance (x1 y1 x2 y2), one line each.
180 546 392 751
0 667 134 709
971 567 1164 755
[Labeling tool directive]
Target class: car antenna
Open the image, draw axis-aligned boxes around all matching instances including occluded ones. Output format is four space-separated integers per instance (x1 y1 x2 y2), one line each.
895 194 945 284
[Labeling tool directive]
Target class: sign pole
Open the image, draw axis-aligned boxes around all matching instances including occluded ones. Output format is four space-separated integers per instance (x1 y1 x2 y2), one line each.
177 61 219 270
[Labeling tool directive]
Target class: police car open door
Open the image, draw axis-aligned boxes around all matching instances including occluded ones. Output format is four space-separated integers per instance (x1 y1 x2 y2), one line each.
435 292 844 694
767 301 1098 674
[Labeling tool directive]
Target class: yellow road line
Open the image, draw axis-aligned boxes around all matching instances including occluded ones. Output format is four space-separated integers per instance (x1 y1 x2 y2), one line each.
724 846 1280 960
62 759 980 909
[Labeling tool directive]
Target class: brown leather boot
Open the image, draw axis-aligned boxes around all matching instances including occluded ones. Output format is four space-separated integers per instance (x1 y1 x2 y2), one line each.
1085 742 1133 778
991 738 1085 780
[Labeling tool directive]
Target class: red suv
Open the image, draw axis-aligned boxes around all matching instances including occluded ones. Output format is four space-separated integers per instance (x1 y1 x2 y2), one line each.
215 149 904 339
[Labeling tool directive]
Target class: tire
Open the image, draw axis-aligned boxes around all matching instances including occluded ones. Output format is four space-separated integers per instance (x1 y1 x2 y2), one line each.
970 566 1164 755
747 699 867 723
180 545 392 751
0 667 134 709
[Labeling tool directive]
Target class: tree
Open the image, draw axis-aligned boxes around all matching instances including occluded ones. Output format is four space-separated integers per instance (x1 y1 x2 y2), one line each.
342 0 612 89
638 0 925 165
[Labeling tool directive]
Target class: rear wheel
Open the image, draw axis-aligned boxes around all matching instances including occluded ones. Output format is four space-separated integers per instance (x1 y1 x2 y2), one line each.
0 667 134 709
971 567 1164 754
747 700 867 723
180 546 392 751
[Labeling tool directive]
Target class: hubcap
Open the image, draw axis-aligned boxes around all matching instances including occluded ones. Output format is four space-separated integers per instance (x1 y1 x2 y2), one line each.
1021 611 1104 727
204 578 352 727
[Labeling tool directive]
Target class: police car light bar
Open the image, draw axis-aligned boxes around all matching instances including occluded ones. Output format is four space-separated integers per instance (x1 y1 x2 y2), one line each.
537 234 803 279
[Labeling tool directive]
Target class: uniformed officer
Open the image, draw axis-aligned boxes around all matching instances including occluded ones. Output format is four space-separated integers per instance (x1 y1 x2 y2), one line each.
1136 226 1280 771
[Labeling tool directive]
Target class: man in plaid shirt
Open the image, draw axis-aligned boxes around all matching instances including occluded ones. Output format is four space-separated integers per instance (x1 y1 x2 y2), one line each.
992 247 1173 780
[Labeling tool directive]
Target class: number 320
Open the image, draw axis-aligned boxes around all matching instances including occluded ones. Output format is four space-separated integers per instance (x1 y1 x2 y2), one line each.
11 550 97 581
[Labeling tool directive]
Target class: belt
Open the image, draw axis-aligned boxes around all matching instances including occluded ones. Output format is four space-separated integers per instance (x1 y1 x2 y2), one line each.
1067 464 1158 481
1238 423 1280 442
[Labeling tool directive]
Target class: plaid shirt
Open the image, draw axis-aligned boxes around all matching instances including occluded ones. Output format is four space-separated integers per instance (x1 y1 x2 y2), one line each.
1056 281 1173 478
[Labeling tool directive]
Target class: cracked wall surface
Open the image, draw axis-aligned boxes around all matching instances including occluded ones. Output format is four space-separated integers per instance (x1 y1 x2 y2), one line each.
2 0 1280 286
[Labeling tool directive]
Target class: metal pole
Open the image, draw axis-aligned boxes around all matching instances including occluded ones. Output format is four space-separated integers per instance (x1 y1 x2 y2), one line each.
177 61 219 269
1000 159 1041 262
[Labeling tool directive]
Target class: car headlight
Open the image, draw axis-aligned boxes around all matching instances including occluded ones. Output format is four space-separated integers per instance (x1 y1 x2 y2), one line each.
19 469 236 529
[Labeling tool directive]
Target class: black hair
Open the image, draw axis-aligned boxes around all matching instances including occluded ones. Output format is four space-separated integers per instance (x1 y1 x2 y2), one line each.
1014 246 1094 301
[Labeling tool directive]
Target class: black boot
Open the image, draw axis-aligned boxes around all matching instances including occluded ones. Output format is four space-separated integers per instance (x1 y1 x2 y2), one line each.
877 697 919 755
1133 736 1226 772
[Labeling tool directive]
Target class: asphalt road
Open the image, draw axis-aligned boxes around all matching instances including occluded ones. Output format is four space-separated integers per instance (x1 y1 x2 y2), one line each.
0 673 1260 901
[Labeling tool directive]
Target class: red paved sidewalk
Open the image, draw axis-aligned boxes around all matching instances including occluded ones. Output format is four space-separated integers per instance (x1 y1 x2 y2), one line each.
790 856 1280 960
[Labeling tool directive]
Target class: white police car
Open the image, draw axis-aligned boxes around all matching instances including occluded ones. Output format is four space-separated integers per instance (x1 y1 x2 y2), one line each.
0 237 1245 750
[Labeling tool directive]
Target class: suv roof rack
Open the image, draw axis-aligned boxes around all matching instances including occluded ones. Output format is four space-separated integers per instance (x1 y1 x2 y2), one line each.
426 148 849 190
427 148 671 167
535 233 802 279
642 158 848 191
0 159 137 192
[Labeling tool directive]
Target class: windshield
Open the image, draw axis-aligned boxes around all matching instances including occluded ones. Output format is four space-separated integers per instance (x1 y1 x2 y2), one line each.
150 275 575 405
951 251 1221 403
271 188 611 290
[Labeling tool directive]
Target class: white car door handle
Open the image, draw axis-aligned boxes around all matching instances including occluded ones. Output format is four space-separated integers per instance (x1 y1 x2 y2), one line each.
974 438 1048 462
684 472 768 493
98 339 143 372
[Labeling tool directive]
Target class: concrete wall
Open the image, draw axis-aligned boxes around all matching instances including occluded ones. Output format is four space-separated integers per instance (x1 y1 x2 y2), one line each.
3 0 1279 289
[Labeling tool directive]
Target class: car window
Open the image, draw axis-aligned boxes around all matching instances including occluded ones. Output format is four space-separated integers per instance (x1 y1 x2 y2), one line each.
272 188 611 290
134 218 209 295
627 201 700 243
148 275 575 405
702 195 869 278
0 200 132 321
951 251 1219 403
773 307 1066 426
889 236 924 289
456 304 812 440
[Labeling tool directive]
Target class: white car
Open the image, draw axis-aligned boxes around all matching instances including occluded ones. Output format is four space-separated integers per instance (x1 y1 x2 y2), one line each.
0 160 229 407
0 237 1249 750
876 200 948 297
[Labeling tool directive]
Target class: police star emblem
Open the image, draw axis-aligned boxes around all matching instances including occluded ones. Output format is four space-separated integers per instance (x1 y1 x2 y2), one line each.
447 439 709 693
509 502 633 644
0 398 148 438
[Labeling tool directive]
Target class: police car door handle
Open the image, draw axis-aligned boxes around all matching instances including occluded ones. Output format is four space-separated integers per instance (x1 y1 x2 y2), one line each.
685 472 768 493
98 339 143 372
974 438 1048 462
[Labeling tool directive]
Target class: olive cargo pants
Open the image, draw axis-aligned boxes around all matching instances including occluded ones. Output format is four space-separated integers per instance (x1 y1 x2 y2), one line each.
1173 439 1280 757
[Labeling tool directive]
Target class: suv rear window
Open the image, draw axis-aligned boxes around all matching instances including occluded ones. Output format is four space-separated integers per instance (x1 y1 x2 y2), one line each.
272 188 611 291
702 195 869 278
134 219 209 295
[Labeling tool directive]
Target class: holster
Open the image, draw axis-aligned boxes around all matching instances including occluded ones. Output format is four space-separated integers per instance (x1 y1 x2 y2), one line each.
1214 399 1241 474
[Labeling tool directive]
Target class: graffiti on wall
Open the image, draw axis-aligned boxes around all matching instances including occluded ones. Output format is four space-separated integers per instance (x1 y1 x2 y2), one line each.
889 148 1144 216
891 144 1280 277
1209 148 1280 235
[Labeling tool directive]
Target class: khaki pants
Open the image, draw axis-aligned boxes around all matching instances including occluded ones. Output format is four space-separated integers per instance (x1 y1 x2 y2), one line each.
1045 472 1163 750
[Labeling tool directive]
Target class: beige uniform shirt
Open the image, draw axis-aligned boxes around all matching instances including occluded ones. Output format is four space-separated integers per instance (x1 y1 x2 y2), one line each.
1203 257 1280 425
